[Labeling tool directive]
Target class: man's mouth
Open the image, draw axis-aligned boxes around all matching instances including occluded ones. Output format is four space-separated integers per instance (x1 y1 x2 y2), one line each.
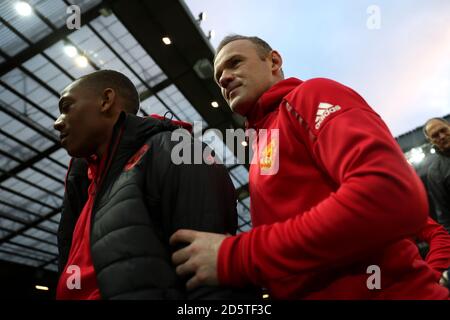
227 85 240 100
60 133 69 143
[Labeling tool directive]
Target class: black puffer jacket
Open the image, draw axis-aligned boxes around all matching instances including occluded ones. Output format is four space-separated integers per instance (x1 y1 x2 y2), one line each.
58 112 241 299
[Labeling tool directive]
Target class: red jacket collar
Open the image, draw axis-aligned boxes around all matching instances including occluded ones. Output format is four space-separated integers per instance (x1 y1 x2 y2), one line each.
247 77 303 129
87 153 108 182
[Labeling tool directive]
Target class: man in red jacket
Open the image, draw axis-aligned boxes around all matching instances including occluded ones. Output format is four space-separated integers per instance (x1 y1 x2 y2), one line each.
170 35 450 299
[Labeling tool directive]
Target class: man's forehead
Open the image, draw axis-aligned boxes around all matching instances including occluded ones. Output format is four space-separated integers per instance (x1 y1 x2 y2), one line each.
214 40 256 66
60 79 82 98
427 120 448 132
428 119 447 127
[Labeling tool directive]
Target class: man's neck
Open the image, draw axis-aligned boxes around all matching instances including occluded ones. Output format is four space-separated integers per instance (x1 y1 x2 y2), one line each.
94 126 114 160
94 113 122 159
436 147 450 157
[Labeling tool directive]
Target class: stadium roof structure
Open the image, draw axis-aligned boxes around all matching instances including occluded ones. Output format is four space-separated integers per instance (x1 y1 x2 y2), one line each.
0 0 251 276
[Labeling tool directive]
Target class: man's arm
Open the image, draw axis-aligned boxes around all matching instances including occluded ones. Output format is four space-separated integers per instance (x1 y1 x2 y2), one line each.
415 217 450 277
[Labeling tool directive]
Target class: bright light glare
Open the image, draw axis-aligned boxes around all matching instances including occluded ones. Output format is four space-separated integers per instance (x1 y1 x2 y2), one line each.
63 45 77 58
35 285 49 291
407 147 425 165
15 1 32 16
211 101 219 108
75 55 88 68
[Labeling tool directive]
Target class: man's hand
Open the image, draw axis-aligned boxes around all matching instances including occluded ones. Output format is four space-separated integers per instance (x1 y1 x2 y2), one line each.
170 229 228 290
439 270 449 288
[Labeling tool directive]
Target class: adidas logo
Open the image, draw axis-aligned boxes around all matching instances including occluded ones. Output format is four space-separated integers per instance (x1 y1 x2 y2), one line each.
315 102 341 129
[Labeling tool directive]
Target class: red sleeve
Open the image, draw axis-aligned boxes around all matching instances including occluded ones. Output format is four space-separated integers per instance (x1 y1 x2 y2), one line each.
416 217 450 277
218 78 429 290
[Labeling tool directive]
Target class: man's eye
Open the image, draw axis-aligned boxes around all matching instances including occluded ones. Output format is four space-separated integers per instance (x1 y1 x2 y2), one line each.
231 59 241 67
62 103 71 113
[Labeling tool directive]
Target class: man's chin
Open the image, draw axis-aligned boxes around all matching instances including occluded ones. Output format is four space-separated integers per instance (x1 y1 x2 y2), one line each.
230 105 243 116
230 100 251 117
443 144 450 153
65 146 91 158
66 149 81 158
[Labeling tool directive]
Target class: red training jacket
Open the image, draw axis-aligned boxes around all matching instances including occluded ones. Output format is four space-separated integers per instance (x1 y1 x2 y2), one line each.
218 77 449 299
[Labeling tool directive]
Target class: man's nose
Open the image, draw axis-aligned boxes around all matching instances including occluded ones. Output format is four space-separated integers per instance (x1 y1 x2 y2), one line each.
219 70 233 89
54 114 65 132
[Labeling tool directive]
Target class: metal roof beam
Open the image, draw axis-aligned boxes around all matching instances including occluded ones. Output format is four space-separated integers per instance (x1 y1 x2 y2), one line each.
0 148 64 185
0 168 63 201
0 207 60 246
0 225 56 249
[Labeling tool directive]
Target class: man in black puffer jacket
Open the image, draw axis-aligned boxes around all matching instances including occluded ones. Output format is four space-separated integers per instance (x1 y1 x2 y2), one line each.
53 70 249 300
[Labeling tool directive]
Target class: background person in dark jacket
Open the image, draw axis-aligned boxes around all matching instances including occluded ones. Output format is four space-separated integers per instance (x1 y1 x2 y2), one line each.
423 118 450 234
53 69 244 299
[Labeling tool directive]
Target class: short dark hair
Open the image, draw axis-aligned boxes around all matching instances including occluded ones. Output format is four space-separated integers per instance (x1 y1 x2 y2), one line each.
77 70 140 115
216 34 273 60
423 117 449 138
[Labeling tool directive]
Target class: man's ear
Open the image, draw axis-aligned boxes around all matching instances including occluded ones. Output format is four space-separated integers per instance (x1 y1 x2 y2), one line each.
270 50 283 74
100 88 116 113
